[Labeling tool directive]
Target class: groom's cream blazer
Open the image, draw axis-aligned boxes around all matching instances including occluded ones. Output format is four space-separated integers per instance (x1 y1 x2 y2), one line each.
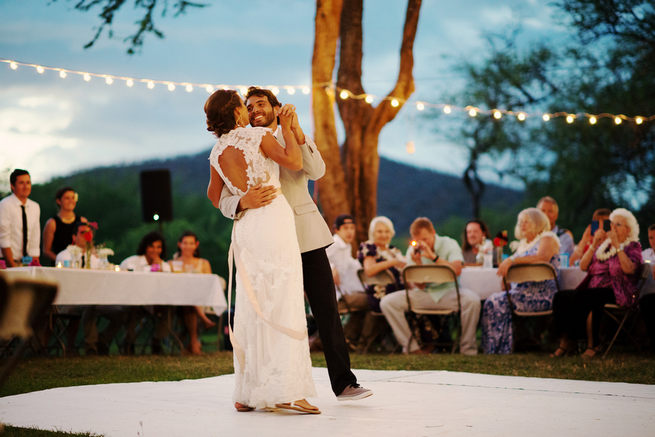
218 127 334 253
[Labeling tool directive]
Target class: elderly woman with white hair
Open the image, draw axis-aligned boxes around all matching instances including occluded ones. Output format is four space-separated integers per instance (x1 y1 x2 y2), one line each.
551 208 643 359
481 208 561 354
357 216 406 313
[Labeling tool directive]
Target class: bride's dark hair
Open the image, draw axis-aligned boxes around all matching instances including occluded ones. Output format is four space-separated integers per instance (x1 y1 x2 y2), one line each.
204 90 243 137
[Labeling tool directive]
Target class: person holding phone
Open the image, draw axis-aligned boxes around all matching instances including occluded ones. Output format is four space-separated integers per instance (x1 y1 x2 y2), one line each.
569 209 611 265
551 208 643 359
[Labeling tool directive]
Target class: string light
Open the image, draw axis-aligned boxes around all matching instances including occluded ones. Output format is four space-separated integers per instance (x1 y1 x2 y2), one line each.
2 58 652 126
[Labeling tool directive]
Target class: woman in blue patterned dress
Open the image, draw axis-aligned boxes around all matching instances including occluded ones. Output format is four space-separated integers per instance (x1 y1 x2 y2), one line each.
481 208 560 354
357 216 406 312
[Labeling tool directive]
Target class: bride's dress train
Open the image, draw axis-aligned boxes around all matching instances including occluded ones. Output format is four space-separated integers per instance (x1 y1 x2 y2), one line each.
209 127 316 409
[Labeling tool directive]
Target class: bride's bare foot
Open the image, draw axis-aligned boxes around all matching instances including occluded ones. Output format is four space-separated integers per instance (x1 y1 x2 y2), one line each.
275 399 321 414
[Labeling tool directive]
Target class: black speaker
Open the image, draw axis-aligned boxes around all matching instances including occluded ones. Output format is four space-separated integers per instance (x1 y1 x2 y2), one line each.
140 169 173 222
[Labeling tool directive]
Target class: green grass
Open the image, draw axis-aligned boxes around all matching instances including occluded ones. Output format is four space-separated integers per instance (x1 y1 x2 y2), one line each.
2 351 654 436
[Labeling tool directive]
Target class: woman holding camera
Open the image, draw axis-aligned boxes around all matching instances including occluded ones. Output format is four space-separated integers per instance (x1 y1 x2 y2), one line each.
551 208 643 358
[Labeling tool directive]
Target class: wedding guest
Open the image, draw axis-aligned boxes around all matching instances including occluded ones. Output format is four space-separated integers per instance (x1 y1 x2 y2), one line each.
481 208 560 354
56 221 123 355
325 214 371 351
120 231 171 354
380 217 481 355
639 224 655 353
0 169 40 267
537 196 574 257
569 208 611 266
42 187 86 264
356 216 405 350
169 230 216 355
461 219 493 265
551 208 642 359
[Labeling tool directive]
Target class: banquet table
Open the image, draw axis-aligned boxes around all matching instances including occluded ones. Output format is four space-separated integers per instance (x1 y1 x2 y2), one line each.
2 267 227 314
460 266 587 300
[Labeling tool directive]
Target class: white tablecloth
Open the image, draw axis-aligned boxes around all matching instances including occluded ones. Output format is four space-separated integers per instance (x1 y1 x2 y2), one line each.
2 267 227 314
460 266 587 300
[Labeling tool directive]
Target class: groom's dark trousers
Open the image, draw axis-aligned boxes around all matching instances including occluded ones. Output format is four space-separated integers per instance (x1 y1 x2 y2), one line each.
302 246 357 395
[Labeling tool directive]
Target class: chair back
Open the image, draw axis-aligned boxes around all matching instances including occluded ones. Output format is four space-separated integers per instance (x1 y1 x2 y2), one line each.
0 274 58 341
357 268 396 288
634 261 653 301
503 262 558 292
403 264 458 287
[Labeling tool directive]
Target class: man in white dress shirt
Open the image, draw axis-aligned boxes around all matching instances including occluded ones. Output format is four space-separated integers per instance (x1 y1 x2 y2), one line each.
0 169 40 267
326 214 372 350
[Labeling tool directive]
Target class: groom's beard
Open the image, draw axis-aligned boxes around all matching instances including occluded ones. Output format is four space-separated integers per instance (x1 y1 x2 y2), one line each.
249 110 276 128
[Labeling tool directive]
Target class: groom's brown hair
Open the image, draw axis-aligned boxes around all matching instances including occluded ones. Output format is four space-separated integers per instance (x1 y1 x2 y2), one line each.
245 86 282 108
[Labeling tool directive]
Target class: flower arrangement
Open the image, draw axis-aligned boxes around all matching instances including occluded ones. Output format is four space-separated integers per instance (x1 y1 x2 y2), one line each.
493 230 508 248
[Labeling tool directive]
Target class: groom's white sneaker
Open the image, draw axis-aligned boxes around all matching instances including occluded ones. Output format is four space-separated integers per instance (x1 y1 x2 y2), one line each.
337 384 373 401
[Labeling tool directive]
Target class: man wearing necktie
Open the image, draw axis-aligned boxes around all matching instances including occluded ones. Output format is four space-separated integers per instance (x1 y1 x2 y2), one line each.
0 169 41 267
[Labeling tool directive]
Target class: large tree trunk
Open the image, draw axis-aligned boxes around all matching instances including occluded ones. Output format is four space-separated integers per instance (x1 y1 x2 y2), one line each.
312 0 422 241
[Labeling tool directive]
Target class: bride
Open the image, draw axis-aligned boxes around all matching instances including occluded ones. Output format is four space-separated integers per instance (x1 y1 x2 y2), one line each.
205 89 319 414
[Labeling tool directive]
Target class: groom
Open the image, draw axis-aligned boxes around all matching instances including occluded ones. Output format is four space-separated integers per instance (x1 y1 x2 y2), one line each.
218 86 372 401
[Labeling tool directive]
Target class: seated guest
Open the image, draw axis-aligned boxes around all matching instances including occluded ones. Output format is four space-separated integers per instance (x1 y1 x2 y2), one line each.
356 216 405 350
538 196 574 258
639 224 655 353
120 231 171 354
551 208 642 359
325 214 371 350
461 219 493 265
0 169 40 267
42 187 86 264
357 216 406 312
57 221 123 355
569 208 611 266
380 217 481 355
169 230 216 355
481 208 560 354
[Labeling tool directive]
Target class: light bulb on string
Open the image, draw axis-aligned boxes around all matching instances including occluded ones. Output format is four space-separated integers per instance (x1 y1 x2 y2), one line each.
185 84 193 93
167 83 176 91
339 90 349 100
105 76 113 85
59 70 67 79
286 87 295 95
206 85 214 94
635 117 643 125
493 110 502 120
416 102 425 111
302 86 310 95
365 95 374 104
443 105 452 114
589 116 597 125
271 87 280 95
468 108 478 117
147 81 155 89
36 65 44 74
614 116 622 125
83 73 91 82
566 114 575 124
391 98 399 107
517 112 526 121
9 61 18 70
126 79 134 87
542 114 550 122
405 140 415 154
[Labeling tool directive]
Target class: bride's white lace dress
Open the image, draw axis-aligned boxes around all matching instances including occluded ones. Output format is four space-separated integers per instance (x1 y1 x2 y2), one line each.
209 126 316 408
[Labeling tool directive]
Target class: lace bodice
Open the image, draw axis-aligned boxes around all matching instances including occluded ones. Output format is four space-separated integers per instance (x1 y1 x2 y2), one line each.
209 127 279 196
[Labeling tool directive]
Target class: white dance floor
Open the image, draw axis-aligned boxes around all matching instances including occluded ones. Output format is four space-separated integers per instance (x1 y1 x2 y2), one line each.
2 368 654 436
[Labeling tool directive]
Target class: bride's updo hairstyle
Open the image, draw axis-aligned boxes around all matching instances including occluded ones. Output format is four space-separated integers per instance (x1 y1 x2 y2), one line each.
204 89 243 137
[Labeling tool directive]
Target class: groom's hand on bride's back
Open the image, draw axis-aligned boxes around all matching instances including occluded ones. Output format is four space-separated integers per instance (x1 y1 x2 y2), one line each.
238 184 277 211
